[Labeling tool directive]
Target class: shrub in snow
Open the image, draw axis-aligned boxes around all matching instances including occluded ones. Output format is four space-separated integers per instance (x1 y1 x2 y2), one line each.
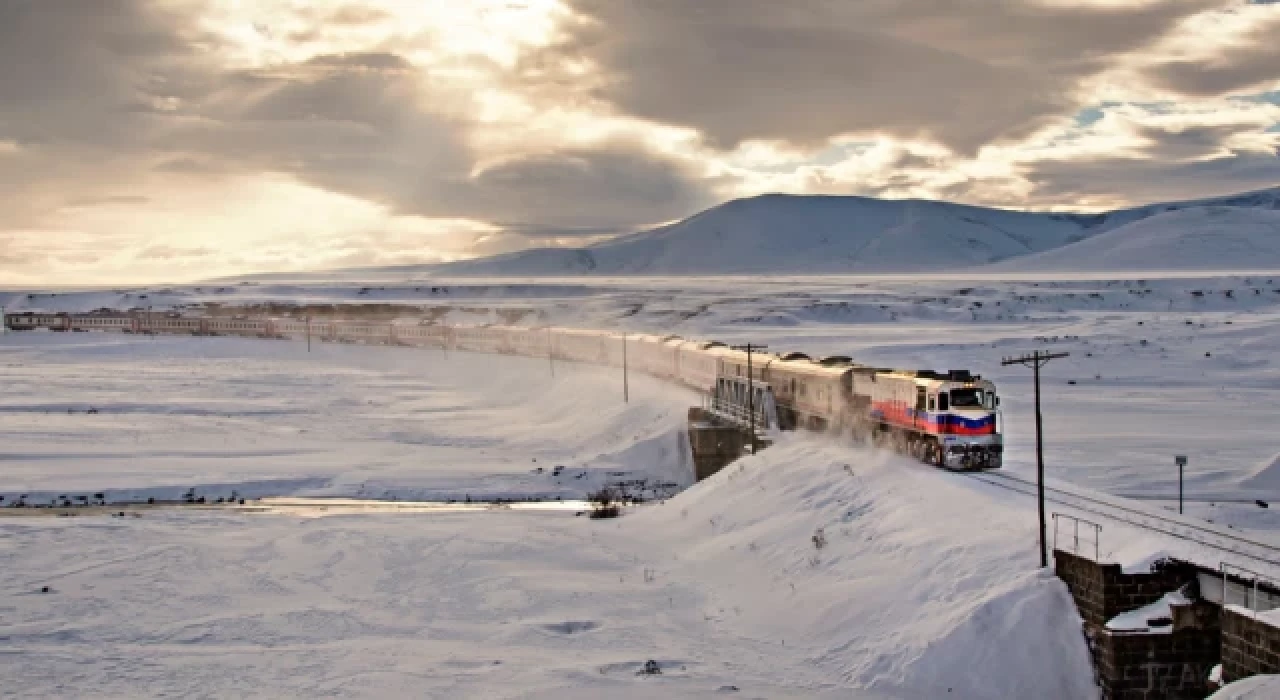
812 528 827 550
588 487 622 519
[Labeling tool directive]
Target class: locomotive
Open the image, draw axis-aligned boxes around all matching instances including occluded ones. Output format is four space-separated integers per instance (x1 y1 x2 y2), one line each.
3 311 1002 469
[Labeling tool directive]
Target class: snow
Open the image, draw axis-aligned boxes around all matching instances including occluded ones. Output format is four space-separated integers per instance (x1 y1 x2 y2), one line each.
413 186 1280 276
11 261 1280 695
1105 591 1188 634
0 332 1105 698
11 272 1280 533
990 207 1280 274
1210 674 1280 699
0 333 694 502
1242 452 1280 492
1120 549 1180 575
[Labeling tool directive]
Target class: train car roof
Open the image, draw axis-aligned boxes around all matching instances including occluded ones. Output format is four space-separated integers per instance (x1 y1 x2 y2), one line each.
767 358 851 380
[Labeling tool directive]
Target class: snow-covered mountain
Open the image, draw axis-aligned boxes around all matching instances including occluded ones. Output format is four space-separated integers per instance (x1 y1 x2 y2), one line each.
987 206 1280 273
431 186 1280 275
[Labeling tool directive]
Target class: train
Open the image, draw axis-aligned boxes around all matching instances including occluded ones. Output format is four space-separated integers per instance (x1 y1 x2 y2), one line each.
3 310 1003 469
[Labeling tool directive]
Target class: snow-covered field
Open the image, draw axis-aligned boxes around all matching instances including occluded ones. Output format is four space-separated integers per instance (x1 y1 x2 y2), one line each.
6 271 1280 697
0 338 1099 697
8 272 1280 524
0 333 692 504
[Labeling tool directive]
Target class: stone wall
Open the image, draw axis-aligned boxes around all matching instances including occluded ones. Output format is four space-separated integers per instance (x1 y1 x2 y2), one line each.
1054 550 1222 699
1221 607 1280 683
1095 624 1221 699
1053 550 1191 628
686 409 748 481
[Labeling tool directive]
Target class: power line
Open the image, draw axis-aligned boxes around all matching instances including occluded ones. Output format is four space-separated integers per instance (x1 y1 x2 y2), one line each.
1002 350 1069 568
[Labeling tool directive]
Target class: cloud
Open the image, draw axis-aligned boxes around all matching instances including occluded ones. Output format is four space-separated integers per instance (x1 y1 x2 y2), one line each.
0 1 717 280
162 48 717 234
1145 14 1280 97
0 0 1277 284
536 0 1223 153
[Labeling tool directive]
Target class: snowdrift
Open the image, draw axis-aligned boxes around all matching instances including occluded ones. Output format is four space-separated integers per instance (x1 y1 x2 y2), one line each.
1241 452 1280 493
623 436 1098 699
1210 674 1280 698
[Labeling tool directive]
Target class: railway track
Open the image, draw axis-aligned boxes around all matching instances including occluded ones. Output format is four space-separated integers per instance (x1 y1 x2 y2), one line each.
957 469 1280 569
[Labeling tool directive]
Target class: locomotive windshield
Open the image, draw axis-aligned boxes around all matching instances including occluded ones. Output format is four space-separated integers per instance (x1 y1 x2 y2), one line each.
949 388 986 409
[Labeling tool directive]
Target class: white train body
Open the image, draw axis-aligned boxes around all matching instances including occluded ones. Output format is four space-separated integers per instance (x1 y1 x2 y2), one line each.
4 311 1001 469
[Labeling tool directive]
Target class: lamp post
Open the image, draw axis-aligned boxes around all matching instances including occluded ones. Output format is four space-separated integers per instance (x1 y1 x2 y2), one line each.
1002 350 1069 568
1175 455 1187 515
731 343 768 454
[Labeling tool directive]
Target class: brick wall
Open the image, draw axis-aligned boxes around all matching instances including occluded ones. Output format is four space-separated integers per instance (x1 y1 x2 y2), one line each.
1053 550 1191 628
1095 626 1221 699
1221 607 1280 683
1055 550 1221 699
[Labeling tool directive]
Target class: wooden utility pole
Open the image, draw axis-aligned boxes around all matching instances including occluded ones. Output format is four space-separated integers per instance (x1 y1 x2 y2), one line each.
622 332 629 403
1002 350 1068 568
731 343 768 454
548 327 555 378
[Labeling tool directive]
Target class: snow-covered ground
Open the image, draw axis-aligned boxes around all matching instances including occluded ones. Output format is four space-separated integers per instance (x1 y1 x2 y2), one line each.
0 333 692 503
8 272 1280 530
7 271 1280 697
0 354 1100 697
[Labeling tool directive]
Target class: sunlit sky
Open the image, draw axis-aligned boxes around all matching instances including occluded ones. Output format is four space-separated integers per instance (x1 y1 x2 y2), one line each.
2 0 1278 284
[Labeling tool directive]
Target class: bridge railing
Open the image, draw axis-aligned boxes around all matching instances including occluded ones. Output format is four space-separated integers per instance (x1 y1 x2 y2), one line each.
1052 512 1102 561
702 395 776 432
1218 563 1280 614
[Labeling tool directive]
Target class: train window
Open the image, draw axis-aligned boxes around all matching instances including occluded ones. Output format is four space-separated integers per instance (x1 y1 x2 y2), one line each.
927 396 935 411
938 393 949 411
950 389 985 408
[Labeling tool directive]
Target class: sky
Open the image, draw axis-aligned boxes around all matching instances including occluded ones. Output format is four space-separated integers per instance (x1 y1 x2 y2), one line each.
1 0 1279 284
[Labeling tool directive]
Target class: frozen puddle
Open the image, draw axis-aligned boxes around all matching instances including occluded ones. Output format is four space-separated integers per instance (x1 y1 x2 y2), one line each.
235 496 595 517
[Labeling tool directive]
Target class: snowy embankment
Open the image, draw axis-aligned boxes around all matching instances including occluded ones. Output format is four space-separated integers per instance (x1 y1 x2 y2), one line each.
1 332 1100 698
0 444 1098 699
619 438 1097 698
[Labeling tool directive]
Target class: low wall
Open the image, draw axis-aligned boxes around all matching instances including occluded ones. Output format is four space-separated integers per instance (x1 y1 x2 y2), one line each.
1053 550 1190 628
1054 550 1220 699
1094 623 1221 699
1221 606 1280 683
686 408 750 481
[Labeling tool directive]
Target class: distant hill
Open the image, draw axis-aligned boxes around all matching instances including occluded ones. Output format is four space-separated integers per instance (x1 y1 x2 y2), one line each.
987 206 1280 273
426 185 1280 275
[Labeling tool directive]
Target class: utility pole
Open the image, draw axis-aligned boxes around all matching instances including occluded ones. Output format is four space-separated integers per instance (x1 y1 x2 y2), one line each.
548 327 555 378
731 343 768 454
622 332 629 403
1002 350 1068 568
306 315 311 352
